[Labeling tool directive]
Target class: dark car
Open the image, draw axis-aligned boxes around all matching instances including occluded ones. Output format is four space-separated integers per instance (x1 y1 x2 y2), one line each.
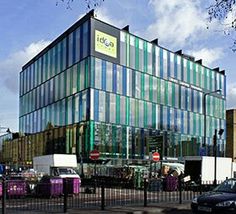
191 178 236 213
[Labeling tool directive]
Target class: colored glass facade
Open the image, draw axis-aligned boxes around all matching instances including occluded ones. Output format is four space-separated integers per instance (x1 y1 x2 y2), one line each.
16 12 226 163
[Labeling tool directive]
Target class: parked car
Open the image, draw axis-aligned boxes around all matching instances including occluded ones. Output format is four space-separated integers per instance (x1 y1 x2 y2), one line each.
191 178 236 213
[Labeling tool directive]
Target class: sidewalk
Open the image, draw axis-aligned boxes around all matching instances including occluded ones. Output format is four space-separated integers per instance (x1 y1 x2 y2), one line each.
67 202 191 214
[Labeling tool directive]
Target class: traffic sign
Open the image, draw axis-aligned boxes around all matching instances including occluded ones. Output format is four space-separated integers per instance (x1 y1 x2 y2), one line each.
90 150 100 160
152 152 160 161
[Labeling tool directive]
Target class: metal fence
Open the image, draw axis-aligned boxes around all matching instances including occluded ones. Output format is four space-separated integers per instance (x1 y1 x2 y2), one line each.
0 176 205 214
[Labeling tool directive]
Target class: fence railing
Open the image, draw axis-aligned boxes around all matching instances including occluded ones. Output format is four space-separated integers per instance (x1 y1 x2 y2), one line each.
0 176 212 213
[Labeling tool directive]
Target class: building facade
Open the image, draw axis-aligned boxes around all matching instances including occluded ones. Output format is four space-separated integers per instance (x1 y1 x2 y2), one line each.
8 11 226 164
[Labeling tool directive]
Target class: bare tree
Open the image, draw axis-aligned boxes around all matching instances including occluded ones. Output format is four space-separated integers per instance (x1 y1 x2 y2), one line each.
208 0 236 51
56 0 104 10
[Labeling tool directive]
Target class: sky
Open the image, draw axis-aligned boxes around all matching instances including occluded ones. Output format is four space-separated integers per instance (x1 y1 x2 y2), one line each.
0 0 236 132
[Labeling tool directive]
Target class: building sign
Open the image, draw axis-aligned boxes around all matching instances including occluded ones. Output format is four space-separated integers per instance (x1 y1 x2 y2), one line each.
95 30 117 58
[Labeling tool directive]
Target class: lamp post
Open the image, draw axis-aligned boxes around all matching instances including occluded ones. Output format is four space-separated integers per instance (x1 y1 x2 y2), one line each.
213 128 224 186
203 89 221 148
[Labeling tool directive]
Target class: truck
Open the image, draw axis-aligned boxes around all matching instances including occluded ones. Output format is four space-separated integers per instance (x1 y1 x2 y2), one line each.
33 154 80 178
184 156 232 186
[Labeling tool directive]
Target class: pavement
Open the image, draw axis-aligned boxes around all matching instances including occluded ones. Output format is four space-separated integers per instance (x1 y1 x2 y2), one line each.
67 202 192 214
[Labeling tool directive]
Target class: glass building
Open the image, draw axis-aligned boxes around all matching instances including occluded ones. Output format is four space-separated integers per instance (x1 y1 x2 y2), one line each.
16 11 226 163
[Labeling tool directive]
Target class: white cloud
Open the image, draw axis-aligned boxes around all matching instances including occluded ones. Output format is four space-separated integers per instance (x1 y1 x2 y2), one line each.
146 0 208 47
0 40 50 131
0 40 50 93
187 47 224 67
227 83 236 109
94 7 125 28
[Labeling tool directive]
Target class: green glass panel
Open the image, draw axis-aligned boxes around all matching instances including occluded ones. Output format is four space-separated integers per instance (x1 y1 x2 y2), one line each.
116 95 120 124
149 76 153 102
209 70 213 91
193 113 196 135
144 41 147 73
193 63 196 85
165 81 168 105
198 66 202 87
172 83 175 107
187 60 190 83
141 73 145 99
135 37 139 70
90 121 94 151
90 57 95 87
204 68 207 90
199 115 202 136
126 97 130 126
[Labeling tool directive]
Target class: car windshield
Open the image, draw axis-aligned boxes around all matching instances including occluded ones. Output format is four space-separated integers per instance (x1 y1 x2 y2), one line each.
214 179 236 193
58 168 76 175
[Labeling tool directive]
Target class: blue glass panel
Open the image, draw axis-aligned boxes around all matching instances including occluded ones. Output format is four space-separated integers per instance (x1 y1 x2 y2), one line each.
167 106 170 130
73 30 76 64
112 64 117 93
167 51 170 77
132 69 135 98
79 93 82 121
191 90 194 112
181 58 184 81
174 109 178 132
160 105 163 130
122 66 127 96
86 90 90 120
174 54 177 78
102 60 106 90
185 88 188 111
181 110 184 133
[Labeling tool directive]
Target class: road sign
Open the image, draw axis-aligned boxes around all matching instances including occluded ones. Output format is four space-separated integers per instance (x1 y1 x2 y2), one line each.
152 152 160 162
90 150 100 160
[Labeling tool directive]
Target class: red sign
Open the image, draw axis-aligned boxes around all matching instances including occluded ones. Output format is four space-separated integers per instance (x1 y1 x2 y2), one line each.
152 152 160 162
90 150 100 160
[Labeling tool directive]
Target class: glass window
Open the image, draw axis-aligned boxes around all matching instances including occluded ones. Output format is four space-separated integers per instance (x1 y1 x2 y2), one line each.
68 32 74 67
177 55 181 80
163 49 168 79
147 102 152 128
120 31 126 66
144 74 149 101
139 39 144 72
130 98 135 126
72 65 77 94
95 58 102 89
135 72 141 99
120 96 126 125
170 53 175 78
80 60 85 90
153 77 157 103
75 27 80 63
116 65 123 94
66 68 71 97
62 38 67 71
82 21 88 58
130 36 135 69
99 91 106 122
147 43 152 74
127 68 132 97
110 93 116 123
90 89 94 120
155 47 160 77
82 91 87 121
106 61 113 92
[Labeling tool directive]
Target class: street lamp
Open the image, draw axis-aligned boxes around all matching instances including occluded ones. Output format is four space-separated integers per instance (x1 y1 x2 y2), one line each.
203 89 221 148
213 128 224 186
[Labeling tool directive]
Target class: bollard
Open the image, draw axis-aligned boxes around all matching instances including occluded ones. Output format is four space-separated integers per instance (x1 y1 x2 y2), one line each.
2 177 6 214
63 178 68 213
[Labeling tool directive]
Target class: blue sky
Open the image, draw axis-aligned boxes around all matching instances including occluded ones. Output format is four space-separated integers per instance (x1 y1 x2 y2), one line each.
0 0 236 132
